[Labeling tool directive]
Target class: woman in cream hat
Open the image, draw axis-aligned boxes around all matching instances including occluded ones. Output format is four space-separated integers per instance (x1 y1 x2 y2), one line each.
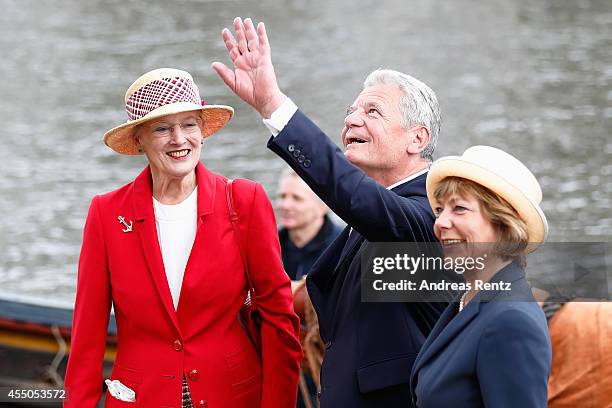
64 68 302 408
410 146 552 407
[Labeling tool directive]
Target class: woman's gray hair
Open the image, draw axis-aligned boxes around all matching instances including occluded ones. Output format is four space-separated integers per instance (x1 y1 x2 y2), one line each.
363 69 441 162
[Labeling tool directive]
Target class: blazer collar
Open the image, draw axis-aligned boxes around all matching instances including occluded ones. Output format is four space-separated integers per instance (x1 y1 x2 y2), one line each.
133 161 216 221
327 173 429 293
411 261 527 386
130 161 217 334
411 291 479 388
476 261 527 302
390 171 428 198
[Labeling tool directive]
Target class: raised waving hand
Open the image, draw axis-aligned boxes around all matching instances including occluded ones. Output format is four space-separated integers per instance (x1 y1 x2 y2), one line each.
212 17 286 118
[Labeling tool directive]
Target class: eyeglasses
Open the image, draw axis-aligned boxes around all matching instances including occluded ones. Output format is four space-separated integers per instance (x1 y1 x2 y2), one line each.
146 118 202 138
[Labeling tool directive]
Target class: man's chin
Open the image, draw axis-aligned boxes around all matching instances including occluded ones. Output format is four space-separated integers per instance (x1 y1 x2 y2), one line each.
344 150 361 166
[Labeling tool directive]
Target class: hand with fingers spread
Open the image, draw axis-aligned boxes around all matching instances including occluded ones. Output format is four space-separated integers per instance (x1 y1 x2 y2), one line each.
212 17 286 118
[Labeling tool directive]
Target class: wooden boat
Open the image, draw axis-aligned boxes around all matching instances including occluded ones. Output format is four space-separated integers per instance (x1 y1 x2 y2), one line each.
0 291 116 406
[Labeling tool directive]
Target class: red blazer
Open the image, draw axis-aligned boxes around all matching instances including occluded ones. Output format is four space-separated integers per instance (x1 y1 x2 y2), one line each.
64 163 302 408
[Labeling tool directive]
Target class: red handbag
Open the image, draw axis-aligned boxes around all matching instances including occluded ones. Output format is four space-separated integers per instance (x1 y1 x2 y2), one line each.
226 179 262 358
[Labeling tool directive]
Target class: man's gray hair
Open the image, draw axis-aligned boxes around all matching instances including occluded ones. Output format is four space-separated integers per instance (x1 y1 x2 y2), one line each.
363 69 441 162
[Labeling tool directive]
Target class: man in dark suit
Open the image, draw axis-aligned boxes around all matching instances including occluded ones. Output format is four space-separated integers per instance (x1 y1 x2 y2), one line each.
213 17 447 408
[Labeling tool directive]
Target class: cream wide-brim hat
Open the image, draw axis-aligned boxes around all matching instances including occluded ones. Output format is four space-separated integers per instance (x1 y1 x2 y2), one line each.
103 68 234 155
426 145 548 251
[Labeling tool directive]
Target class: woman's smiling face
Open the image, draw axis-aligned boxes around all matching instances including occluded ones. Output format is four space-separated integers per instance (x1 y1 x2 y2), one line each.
433 191 498 259
135 111 203 180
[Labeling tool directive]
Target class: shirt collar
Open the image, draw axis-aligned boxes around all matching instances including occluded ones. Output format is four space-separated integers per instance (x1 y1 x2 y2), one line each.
386 167 429 190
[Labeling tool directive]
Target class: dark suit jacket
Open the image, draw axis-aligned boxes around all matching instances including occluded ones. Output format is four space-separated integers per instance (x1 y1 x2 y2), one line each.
410 262 552 408
268 110 446 407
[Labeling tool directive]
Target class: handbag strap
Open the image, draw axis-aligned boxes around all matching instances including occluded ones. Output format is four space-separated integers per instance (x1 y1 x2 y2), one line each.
226 179 256 308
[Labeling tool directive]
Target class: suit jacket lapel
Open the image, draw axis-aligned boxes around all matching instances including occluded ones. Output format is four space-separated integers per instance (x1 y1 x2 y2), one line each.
328 227 365 283
412 262 528 386
132 166 181 332
329 173 428 280
176 163 216 313
412 297 480 378
338 228 364 264
131 163 217 334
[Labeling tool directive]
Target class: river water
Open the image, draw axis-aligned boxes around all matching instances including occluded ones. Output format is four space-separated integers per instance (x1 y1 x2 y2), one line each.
0 0 610 300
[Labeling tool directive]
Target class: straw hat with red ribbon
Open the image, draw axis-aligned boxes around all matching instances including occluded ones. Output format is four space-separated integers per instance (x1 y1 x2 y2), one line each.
104 68 234 155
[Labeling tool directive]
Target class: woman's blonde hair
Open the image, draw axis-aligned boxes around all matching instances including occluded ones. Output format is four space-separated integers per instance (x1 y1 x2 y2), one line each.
434 177 529 267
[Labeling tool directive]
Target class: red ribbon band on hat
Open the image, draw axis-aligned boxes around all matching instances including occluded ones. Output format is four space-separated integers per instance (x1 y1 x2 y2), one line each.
125 77 201 121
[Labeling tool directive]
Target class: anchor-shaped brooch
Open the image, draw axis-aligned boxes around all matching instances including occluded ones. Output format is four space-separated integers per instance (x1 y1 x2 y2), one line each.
117 216 133 233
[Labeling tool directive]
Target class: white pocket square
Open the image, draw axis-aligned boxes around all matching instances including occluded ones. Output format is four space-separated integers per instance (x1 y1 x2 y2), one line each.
105 379 136 402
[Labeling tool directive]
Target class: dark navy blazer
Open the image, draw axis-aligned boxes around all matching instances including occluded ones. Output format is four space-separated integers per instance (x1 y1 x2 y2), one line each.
268 110 447 407
410 262 552 408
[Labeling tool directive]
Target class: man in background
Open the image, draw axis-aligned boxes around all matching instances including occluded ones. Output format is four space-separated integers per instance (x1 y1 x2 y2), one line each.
277 168 342 281
277 167 341 408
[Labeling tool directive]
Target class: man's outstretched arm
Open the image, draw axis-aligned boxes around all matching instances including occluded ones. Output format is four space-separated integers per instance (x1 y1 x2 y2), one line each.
213 18 437 243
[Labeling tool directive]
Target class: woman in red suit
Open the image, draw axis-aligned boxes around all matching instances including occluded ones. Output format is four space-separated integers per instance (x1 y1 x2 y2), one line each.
64 68 302 408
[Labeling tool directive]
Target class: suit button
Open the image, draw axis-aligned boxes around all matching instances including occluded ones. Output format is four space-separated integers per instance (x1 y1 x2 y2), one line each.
188 369 200 381
317 390 321 398
288 144 295 152
293 149 301 158
198 400 208 408
298 155 305 163
172 339 183 351
304 159 311 168
324 340 332 349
